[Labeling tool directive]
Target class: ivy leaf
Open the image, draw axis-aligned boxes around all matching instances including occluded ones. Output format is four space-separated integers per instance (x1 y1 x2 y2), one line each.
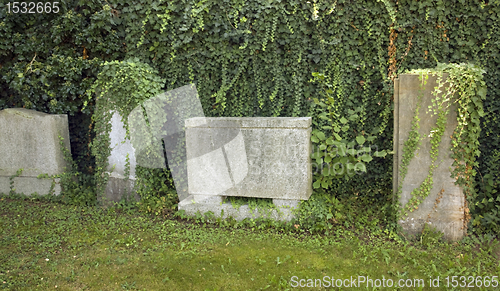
354 162 366 172
361 154 373 162
311 151 322 159
311 136 319 143
315 131 326 141
313 180 321 189
340 117 348 124
356 135 365 145
477 87 486 99
326 137 334 145
373 150 387 157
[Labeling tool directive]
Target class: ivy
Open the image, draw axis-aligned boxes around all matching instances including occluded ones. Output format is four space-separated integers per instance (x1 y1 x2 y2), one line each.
310 72 387 190
395 76 424 216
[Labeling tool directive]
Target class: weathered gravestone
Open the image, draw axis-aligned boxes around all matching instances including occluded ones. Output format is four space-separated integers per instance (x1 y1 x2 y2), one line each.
101 111 139 204
394 74 466 241
0 108 71 196
179 117 312 221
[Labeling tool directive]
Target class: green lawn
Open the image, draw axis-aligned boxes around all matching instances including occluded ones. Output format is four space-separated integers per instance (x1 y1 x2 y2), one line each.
0 197 499 290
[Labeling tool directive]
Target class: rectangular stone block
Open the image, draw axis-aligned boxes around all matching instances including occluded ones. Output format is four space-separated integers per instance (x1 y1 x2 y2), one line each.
185 117 313 200
395 74 466 241
0 108 71 195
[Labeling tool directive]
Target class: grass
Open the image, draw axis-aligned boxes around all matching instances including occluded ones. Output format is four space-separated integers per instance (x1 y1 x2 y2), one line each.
1 195 499 290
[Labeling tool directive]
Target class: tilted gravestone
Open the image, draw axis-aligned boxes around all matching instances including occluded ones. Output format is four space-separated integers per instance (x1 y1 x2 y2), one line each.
0 108 71 196
179 117 312 221
394 74 465 241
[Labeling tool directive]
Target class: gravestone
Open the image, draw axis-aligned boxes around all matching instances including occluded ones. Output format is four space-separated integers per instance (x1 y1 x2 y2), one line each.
102 111 139 204
102 84 205 204
0 108 71 196
179 117 312 221
394 74 465 241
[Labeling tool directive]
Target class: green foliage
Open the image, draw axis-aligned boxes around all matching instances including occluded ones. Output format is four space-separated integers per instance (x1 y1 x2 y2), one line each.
55 135 97 206
476 149 500 232
227 197 275 212
8 168 23 196
294 190 389 234
395 79 424 215
309 72 387 189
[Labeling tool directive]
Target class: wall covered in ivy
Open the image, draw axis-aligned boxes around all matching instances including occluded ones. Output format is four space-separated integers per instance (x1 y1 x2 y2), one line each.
0 0 498 233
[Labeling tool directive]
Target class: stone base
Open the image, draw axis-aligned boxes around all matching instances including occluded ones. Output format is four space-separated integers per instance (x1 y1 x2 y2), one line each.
100 176 139 206
0 176 61 196
178 195 300 221
399 218 465 241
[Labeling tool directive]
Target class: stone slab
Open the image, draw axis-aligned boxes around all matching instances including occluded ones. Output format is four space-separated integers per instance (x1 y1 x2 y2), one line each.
178 195 299 221
185 117 313 200
395 74 465 241
0 108 70 195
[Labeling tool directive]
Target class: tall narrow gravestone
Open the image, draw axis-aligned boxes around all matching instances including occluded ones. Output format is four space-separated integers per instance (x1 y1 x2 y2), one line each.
394 74 466 241
0 108 71 196
102 111 139 204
